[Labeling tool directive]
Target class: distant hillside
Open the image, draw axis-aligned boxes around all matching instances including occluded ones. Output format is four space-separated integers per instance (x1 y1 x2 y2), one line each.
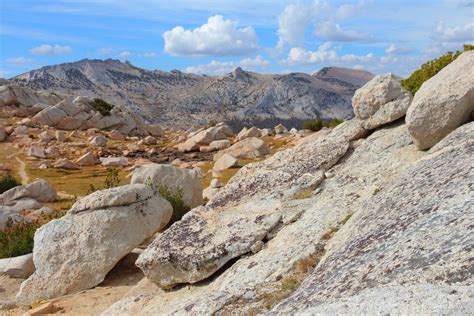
10 59 374 129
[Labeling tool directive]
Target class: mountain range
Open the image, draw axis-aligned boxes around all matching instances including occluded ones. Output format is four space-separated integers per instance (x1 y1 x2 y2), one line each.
9 59 374 129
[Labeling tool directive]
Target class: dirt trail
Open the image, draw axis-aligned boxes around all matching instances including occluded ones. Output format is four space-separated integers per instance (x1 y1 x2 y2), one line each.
14 157 29 185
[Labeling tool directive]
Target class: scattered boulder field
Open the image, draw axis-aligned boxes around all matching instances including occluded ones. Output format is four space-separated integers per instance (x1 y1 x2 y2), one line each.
0 51 473 315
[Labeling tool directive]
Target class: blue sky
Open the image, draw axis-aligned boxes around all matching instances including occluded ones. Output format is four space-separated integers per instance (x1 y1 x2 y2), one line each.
1 0 473 78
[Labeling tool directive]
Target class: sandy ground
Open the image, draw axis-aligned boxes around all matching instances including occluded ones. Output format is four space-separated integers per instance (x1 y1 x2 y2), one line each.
0 253 144 315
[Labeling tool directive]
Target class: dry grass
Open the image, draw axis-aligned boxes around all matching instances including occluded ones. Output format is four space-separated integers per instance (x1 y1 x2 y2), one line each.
199 158 257 189
253 246 325 312
290 188 313 200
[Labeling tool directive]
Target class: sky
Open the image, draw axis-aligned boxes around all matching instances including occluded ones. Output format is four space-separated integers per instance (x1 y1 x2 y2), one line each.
1 0 473 78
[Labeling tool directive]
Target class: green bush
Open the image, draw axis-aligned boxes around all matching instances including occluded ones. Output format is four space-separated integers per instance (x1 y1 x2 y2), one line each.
401 44 474 95
88 168 121 194
156 185 190 224
323 118 343 128
303 117 323 132
0 220 40 259
92 98 114 116
0 174 20 194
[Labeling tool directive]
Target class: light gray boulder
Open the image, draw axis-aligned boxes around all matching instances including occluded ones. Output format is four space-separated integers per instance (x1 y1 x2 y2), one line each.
89 135 107 147
213 153 238 171
0 253 35 278
100 156 128 167
272 123 473 314
0 179 57 204
274 124 288 134
136 199 282 289
237 126 261 140
213 137 270 161
131 163 203 209
353 73 412 129
16 184 172 303
406 51 474 150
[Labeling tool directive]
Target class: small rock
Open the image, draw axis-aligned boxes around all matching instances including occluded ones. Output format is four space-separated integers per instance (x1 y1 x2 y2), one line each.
250 240 264 254
90 135 107 147
75 152 98 166
210 178 223 188
214 153 238 171
100 156 128 167
53 158 80 170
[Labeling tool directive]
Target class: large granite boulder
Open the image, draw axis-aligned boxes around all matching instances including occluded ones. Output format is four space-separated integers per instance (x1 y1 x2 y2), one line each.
136 198 282 289
131 163 203 209
213 137 270 161
352 73 412 129
16 184 172 303
0 179 56 204
272 122 473 314
406 51 474 150
102 121 427 315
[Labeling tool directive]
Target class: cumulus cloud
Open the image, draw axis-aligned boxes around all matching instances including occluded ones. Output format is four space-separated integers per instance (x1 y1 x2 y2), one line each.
281 42 373 65
183 55 270 75
315 22 373 42
276 3 314 50
6 57 33 64
163 15 259 57
119 51 132 57
96 47 114 55
140 52 157 58
29 44 72 55
434 21 474 42
385 44 414 55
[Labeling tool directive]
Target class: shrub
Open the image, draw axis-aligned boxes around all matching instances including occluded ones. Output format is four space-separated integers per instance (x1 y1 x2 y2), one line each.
92 98 114 116
324 118 343 128
0 174 20 194
401 44 474 95
87 168 121 194
303 117 323 132
0 220 40 259
156 185 190 224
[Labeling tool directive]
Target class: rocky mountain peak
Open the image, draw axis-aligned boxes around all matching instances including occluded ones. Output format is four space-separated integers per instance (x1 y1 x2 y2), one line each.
9 60 375 129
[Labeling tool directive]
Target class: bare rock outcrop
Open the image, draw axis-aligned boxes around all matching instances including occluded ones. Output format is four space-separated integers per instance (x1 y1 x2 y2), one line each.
271 122 473 313
16 184 173 303
352 73 412 129
406 51 474 150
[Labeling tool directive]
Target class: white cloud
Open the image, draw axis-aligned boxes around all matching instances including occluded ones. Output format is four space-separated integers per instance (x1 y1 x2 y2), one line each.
119 51 132 57
140 52 157 58
163 15 259 57
434 21 474 42
276 3 313 50
281 42 373 65
6 57 33 64
29 44 72 55
385 44 414 55
315 22 373 42
96 47 114 55
335 0 367 20
282 43 337 65
183 55 270 75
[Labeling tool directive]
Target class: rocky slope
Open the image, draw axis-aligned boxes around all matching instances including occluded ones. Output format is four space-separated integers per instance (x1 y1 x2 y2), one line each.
10 59 374 128
1 52 472 315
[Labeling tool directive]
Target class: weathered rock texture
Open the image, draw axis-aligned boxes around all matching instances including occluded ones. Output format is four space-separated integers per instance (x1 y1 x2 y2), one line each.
131 163 203 209
406 51 474 150
271 122 473 313
16 184 172 303
352 73 412 129
136 198 282 289
10 60 374 128
102 121 427 315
